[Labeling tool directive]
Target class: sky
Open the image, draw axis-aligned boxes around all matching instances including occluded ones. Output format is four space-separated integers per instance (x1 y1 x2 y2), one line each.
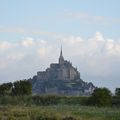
0 0 120 92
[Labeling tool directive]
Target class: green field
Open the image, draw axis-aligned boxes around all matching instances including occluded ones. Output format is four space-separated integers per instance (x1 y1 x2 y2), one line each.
0 105 120 120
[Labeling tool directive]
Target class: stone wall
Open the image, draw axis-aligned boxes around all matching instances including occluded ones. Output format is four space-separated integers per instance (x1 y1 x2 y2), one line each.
37 58 80 81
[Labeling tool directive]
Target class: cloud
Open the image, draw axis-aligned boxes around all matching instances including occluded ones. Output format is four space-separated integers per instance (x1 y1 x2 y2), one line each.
7 53 25 61
64 10 107 23
64 10 120 25
21 37 34 48
62 32 120 57
60 32 120 82
1 32 120 70
0 27 66 39
60 32 120 91
0 41 14 51
0 38 51 69
0 33 120 91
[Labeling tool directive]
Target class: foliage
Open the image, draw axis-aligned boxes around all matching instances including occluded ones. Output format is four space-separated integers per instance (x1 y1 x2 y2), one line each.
32 95 60 105
88 88 112 107
0 96 31 106
0 105 120 120
0 94 116 107
63 116 76 120
60 96 88 105
12 79 32 96
112 88 120 107
0 92 119 120
0 95 88 106
112 96 120 107
115 88 120 97
0 79 32 96
0 82 12 96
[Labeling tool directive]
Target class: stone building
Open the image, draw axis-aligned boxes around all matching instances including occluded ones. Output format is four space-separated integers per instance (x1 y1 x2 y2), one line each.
37 47 80 81
31 47 95 96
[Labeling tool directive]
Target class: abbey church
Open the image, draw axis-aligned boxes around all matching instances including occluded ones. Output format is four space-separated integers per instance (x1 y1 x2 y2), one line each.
31 48 95 96
37 48 80 81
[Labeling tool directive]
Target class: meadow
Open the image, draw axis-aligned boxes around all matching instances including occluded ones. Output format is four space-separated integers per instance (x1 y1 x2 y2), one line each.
0 105 120 120
0 88 120 120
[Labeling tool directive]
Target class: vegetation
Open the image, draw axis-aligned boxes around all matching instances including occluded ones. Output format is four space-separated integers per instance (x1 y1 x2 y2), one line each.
0 105 119 120
0 82 12 96
88 88 112 107
115 88 120 97
0 80 120 120
0 81 120 107
0 95 88 106
112 88 120 107
0 79 32 96
12 80 32 96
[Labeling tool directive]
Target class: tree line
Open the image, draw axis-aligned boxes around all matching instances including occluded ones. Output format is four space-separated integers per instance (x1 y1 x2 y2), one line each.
0 79 32 96
0 79 120 107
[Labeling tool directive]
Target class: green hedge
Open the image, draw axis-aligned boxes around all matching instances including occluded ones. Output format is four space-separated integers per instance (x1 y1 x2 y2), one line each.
0 95 119 107
0 95 88 106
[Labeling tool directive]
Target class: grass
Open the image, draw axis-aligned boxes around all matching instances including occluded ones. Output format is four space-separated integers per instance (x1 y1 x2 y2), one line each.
0 105 120 120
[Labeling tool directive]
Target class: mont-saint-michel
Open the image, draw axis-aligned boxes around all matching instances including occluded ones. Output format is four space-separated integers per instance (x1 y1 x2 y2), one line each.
31 48 95 96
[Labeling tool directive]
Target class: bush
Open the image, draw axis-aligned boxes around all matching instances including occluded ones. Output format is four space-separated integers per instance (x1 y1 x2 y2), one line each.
88 88 112 107
115 88 120 97
13 80 32 96
62 116 76 120
32 95 60 105
60 96 88 105
112 96 120 107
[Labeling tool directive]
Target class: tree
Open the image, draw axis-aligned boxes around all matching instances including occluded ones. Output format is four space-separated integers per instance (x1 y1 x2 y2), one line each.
112 88 120 106
89 88 112 107
115 88 120 97
12 80 32 96
0 82 12 96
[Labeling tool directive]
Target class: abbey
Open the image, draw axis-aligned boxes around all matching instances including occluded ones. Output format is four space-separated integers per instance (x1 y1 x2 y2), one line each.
37 48 80 81
31 48 95 96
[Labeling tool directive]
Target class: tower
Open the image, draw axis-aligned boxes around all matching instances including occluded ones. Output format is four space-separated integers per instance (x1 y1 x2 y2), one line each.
59 46 64 65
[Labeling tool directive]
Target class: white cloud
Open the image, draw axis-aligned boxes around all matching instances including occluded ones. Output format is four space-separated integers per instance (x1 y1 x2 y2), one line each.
64 10 107 23
37 47 48 56
60 32 120 82
94 32 104 41
64 10 120 25
0 41 14 51
0 38 53 70
62 32 120 57
21 37 34 48
0 33 112 65
7 53 25 61
0 27 65 39
0 33 120 91
63 36 83 46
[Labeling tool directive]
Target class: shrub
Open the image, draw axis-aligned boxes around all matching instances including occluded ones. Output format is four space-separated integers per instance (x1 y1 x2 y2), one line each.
62 116 76 120
88 88 112 107
32 95 60 105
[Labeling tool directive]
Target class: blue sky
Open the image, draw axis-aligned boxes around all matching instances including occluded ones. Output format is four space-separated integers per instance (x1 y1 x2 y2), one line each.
0 0 120 92
0 0 120 39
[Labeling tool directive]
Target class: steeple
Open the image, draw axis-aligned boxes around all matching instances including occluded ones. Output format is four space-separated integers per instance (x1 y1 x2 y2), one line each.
60 46 63 57
59 46 64 65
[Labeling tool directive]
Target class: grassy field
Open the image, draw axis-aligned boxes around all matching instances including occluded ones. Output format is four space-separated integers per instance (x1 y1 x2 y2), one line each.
0 105 120 120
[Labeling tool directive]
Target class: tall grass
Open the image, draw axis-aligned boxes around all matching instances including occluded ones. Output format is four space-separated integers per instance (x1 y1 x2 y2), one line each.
0 96 120 120
0 105 120 120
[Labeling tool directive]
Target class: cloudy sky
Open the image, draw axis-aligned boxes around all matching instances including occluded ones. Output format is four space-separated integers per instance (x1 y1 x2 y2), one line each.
0 0 120 92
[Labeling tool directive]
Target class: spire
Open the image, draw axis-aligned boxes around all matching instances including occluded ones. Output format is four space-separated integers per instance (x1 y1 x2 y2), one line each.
60 45 63 57
59 46 64 64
